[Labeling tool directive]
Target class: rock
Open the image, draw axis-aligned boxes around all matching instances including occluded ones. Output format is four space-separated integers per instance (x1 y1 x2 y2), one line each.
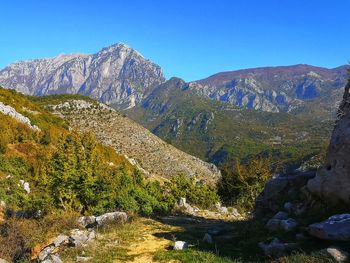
325 247 349 263
78 216 96 228
256 172 315 212
38 245 55 260
96 212 128 226
70 229 96 246
50 254 63 263
19 179 30 194
0 259 9 263
266 219 281 232
230 207 241 217
179 197 187 206
76 256 93 262
53 234 69 247
215 202 228 214
308 214 350 241
173 241 188 250
258 238 298 258
283 202 293 213
273 211 289 220
0 201 5 207
203 233 213 244
307 81 350 205
280 218 298 232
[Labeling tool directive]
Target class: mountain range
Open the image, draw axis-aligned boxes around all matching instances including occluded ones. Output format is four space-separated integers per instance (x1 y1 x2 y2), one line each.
0 43 347 115
0 43 348 170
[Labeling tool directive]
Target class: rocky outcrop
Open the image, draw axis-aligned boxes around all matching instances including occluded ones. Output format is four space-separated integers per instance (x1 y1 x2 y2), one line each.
308 214 350 241
0 43 165 109
307 79 350 205
0 102 40 131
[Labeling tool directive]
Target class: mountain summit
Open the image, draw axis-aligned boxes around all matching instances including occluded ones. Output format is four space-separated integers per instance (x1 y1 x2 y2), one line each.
0 43 165 109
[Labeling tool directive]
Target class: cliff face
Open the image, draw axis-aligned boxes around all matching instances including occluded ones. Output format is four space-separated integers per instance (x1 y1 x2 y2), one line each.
0 43 165 110
307 77 350 204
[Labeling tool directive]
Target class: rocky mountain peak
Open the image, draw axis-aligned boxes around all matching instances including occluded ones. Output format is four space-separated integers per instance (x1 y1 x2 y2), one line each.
0 43 165 109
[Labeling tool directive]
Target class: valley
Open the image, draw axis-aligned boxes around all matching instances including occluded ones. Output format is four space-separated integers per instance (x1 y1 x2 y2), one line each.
0 41 349 263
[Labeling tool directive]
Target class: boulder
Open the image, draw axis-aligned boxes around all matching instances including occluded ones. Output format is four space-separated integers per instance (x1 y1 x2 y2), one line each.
38 246 55 261
53 234 69 247
280 218 298 232
96 212 128 226
203 233 213 244
308 214 350 241
273 211 289 220
78 215 96 228
256 172 315 212
307 81 350 205
325 247 349 263
70 229 96 246
173 241 188 250
258 238 298 258
266 219 281 232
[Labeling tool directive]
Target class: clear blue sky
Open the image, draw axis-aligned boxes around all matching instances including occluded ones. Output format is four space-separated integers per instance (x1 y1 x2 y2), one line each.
0 0 349 81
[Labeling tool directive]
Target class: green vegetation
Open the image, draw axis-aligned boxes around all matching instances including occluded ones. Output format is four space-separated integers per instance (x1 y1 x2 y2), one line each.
126 78 331 173
218 157 272 211
0 88 218 217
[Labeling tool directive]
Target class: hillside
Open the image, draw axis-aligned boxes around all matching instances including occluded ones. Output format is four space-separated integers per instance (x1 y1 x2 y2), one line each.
192 64 348 114
33 94 221 183
126 78 332 170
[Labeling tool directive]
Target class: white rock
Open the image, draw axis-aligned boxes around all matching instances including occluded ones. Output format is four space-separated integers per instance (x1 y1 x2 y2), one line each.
38 246 54 260
53 234 69 247
325 247 349 263
173 241 188 250
96 211 128 226
273 211 289 220
78 215 96 228
76 256 93 262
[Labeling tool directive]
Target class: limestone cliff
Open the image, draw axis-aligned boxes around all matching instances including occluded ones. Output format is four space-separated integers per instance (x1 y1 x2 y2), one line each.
307 76 350 205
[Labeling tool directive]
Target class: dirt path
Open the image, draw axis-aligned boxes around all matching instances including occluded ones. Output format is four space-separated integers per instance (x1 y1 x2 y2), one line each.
115 215 235 263
116 219 181 263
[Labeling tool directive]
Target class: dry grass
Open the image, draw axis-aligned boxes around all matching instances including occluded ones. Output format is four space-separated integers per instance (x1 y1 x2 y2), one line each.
0 212 79 262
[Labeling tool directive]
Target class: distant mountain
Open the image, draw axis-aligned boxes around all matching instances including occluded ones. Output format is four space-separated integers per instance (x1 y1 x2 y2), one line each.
126 78 332 170
0 43 165 109
192 64 348 113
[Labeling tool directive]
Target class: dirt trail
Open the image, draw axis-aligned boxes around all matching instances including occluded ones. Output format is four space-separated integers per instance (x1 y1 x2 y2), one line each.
116 219 180 263
115 216 235 263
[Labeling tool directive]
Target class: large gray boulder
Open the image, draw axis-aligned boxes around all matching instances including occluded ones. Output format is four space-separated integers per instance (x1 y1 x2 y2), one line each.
256 172 315 212
308 214 350 241
308 80 350 205
96 211 128 226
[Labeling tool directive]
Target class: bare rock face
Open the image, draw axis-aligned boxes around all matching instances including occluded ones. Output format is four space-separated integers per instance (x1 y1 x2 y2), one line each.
307 79 350 205
0 43 165 110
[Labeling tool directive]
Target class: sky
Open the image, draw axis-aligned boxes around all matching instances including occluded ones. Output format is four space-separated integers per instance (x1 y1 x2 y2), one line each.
0 0 349 81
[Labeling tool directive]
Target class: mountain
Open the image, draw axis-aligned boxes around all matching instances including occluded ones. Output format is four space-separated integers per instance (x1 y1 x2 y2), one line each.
192 64 348 113
126 78 332 170
0 43 165 109
34 94 220 183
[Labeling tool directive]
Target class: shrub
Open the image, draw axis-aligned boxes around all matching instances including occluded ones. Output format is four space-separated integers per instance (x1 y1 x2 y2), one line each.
218 157 272 211
165 174 219 208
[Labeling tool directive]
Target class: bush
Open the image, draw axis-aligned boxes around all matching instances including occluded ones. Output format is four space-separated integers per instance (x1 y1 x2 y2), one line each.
218 157 272 211
165 174 219 208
